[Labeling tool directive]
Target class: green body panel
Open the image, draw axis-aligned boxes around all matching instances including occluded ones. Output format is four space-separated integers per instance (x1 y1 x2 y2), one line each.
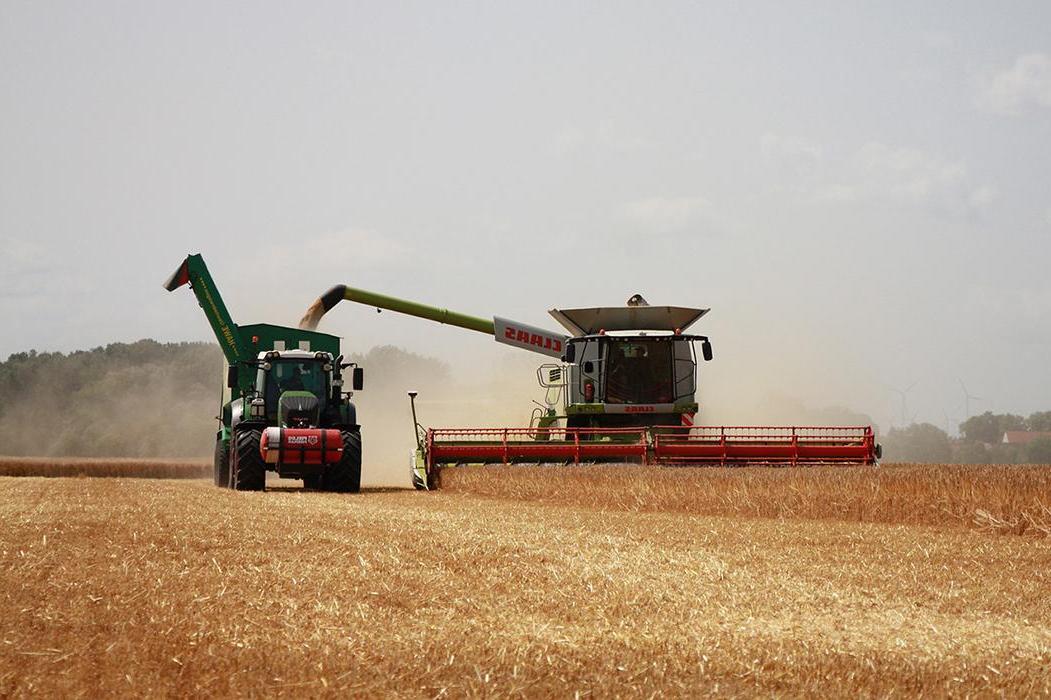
537 410 560 428
175 254 254 367
239 323 341 358
229 326 341 402
277 390 320 426
341 287 495 336
564 399 699 416
567 403 605 416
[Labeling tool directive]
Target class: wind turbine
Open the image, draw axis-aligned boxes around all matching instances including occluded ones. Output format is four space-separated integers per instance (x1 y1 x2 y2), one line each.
958 379 982 419
886 381 918 427
942 409 959 437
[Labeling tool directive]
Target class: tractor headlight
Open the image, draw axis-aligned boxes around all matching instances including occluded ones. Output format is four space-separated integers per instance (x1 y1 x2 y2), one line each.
323 363 333 372
249 398 266 418
262 362 271 371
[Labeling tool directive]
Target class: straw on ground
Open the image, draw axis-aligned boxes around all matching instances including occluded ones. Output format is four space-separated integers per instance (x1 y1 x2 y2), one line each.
1 472 1049 697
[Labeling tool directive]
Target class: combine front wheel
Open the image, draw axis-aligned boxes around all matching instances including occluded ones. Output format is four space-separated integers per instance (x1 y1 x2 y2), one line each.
321 429 362 493
410 448 437 490
232 429 266 491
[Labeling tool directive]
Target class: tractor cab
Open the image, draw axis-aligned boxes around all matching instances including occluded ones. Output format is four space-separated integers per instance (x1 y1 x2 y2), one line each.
257 351 332 426
251 350 363 427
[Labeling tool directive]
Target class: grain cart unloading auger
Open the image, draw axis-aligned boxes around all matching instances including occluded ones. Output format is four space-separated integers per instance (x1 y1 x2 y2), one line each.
165 254 365 492
301 287 880 489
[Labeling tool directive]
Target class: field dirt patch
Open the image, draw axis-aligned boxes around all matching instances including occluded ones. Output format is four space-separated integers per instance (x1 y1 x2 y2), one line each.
0 456 209 479
1 476 1050 697
441 463 1051 535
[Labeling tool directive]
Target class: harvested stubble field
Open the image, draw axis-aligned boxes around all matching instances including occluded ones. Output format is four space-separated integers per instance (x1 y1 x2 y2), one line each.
1 465 1050 698
0 456 209 479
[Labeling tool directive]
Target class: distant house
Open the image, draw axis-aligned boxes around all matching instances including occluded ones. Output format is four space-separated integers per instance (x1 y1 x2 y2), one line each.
1002 431 1051 445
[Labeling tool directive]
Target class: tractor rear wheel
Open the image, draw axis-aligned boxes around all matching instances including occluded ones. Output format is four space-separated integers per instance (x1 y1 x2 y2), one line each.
321 429 361 493
213 437 230 488
232 429 266 491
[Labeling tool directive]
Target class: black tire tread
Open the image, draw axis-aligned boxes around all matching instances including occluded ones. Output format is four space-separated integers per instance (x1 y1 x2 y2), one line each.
213 437 230 488
233 429 266 491
321 429 361 493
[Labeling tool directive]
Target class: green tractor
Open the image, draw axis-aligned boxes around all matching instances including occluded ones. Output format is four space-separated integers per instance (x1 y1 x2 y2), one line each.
164 254 364 492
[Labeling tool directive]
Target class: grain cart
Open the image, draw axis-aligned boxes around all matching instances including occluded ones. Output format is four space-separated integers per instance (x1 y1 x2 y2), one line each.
165 254 364 491
301 288 879 489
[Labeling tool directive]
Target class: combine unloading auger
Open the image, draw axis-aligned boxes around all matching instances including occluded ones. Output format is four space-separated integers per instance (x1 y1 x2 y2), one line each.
301 285 880 490
301 285 568 358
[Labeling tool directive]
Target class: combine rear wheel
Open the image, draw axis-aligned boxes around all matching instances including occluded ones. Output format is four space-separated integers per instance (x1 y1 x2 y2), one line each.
232 429 266 491
213 437 230 488
321 429 361 493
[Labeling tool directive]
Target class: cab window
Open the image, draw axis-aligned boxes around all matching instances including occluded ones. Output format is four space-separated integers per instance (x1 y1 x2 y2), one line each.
604 339 674 404
264 360 327 415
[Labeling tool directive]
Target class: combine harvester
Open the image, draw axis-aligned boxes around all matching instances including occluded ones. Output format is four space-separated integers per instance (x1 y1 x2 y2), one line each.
301 287 880 489
165 255 365 492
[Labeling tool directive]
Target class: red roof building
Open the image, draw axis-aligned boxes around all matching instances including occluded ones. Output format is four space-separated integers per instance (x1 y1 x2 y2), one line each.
1002 431 1051 445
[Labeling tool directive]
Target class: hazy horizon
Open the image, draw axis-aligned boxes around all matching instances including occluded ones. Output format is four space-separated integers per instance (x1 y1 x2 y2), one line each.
3 2 1050 433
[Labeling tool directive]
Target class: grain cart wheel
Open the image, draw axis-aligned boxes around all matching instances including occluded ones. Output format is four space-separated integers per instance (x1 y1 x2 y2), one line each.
321 429 362 493
302 475 320 490
232 429 266 491
213 436 230 488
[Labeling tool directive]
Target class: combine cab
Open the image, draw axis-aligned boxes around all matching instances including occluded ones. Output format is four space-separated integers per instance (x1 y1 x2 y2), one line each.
549 301 712 431
301 288 880 489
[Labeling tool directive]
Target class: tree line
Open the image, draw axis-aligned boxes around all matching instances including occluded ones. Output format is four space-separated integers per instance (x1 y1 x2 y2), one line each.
0 340 448 458
883 411 1051 464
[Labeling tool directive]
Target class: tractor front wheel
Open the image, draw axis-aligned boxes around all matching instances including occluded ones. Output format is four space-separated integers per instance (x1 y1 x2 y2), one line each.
321 429 361 493
213 437 230 488
232 429 266 491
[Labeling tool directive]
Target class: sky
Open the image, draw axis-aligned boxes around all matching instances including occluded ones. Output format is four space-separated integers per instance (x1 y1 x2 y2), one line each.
2 1 1050 433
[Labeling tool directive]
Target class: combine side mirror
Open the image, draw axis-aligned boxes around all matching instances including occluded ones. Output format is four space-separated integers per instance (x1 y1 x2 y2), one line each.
226 365 239 389
564 344 576 363
701 340 713 362
352 367 364 391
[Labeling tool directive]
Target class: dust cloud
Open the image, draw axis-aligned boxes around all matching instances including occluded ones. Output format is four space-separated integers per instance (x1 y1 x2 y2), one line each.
0 340 546 488
0 342 223 460
353 352 542 487
0 333 882 489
